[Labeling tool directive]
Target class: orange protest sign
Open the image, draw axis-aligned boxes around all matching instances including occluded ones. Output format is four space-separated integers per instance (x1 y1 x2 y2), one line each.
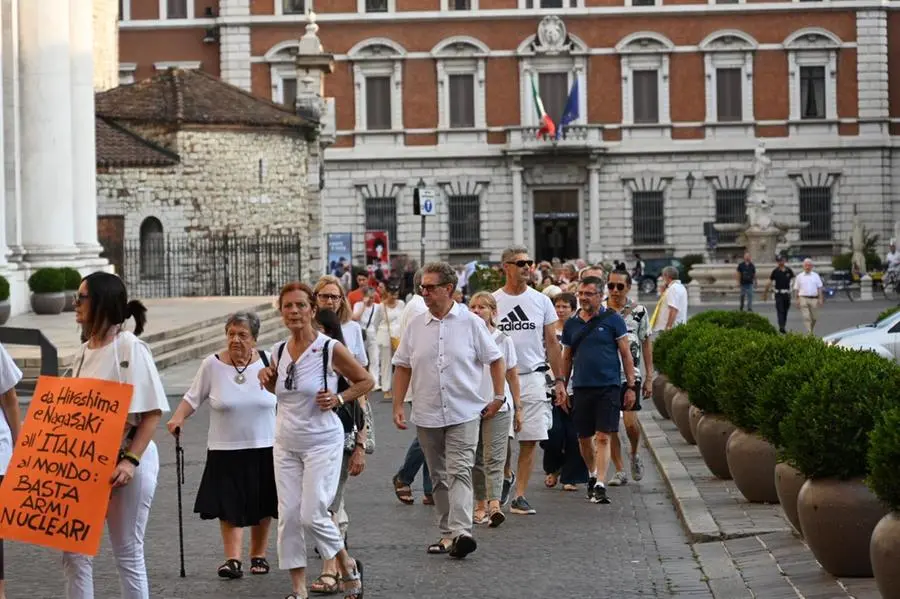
0 375 133 555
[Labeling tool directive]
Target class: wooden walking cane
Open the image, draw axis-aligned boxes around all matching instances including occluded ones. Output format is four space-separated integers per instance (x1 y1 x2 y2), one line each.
175 428 186 578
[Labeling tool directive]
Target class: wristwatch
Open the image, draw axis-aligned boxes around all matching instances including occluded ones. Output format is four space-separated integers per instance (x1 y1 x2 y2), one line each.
625 383 637 391
337 394 345 406
554 377 566 384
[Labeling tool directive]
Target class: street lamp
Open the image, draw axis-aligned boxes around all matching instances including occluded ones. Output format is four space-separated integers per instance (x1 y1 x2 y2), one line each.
686 171 695 199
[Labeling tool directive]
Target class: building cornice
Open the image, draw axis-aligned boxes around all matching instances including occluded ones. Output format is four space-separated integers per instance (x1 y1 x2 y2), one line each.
119 0 896 30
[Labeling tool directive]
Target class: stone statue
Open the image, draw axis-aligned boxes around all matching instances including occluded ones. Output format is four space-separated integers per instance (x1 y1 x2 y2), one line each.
751 142 770 190
851 208 867 275
536 16 569 54
746 142 774 230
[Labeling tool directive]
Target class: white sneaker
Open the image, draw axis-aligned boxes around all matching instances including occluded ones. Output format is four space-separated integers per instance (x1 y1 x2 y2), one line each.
607 471 628 486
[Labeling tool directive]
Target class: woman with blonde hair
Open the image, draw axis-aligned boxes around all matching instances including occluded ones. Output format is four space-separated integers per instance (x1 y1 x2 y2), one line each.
467 291 521 527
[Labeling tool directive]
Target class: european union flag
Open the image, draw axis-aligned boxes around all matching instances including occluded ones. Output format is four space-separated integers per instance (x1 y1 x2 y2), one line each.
556 79 580 140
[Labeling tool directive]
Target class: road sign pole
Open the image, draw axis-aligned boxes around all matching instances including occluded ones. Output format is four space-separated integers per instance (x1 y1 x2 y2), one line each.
420 215 426 267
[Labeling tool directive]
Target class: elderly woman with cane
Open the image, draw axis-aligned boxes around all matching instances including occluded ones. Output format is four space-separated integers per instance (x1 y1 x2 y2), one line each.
259 282 373 599
63 272 170 599
166 311 278 579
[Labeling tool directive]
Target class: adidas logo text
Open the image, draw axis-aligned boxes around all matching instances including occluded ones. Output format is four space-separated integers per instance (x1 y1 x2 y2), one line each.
497 306 537 332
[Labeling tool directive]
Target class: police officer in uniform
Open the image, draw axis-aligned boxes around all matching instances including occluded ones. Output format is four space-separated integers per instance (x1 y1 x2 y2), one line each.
764 254 795 333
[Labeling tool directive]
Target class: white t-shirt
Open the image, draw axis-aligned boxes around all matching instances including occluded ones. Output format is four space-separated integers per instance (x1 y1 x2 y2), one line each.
493 286 557 373
479 329 518 413
271 334 343 452
352 301 379 338
794 271 824 297
886 250 900 270
653 281 688 332
183 354 276 450
341 321 368 367
74 331 171 428
0 344 22 474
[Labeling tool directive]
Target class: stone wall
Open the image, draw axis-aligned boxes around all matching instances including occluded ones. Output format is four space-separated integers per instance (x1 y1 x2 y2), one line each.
97 127 321 293
92 0 118 92
322 147 898 264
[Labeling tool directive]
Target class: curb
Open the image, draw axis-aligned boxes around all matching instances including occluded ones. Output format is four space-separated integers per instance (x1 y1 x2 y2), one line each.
638 410 723 543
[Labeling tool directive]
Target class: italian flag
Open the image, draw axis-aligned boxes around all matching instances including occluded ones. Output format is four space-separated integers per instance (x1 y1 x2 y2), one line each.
531 75 556 139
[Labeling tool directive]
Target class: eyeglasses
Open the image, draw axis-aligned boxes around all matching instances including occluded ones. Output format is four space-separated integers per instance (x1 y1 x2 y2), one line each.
285 362 296 390
317 293 342 302
73 293 89 305
577 291 599 298
505 260 534 268
607 282 627 291
419 284 449 294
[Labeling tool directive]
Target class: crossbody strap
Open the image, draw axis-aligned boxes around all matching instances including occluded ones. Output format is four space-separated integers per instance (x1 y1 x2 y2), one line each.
321 340 331 392
569 310 614 357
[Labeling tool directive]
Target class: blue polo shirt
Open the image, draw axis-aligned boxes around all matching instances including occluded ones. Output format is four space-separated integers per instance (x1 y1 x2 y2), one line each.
561 308 628 388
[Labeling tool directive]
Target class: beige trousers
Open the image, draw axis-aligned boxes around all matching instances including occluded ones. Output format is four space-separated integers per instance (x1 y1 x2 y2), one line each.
798 296 820 334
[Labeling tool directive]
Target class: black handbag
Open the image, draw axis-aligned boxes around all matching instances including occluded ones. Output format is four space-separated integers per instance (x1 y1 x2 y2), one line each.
322 340 365 438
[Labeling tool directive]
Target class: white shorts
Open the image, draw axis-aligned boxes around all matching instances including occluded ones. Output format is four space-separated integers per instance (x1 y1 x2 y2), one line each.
516 372 552 442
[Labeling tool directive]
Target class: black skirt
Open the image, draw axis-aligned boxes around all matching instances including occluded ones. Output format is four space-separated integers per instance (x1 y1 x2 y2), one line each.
193 447 278 527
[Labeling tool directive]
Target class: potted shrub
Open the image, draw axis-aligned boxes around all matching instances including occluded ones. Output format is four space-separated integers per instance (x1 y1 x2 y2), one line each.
781 350 899 577
0 275 10 325
689 310 778 334
649 324 697 418
683 327 757 478
753 337 833 534
868 406 900 598
718 334 800 504
28 268 66 315
59 267 82 312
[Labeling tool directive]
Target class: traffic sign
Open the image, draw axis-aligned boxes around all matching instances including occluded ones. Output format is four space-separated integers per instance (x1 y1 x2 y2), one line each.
414 188 438 217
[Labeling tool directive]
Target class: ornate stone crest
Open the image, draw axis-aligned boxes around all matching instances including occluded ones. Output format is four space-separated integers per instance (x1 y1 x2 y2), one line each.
534 16 570 54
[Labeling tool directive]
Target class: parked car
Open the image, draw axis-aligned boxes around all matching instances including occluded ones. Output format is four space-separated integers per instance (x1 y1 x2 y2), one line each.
636 258 686 295
822 310 900 363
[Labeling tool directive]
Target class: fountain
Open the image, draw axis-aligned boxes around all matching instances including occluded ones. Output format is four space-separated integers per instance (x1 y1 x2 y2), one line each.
690 142 831 297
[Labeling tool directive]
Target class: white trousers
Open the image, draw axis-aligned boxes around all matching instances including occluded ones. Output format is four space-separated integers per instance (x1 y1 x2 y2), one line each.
273 442 344 570
62 441 160 599
379 344 393 393
364 332 380 388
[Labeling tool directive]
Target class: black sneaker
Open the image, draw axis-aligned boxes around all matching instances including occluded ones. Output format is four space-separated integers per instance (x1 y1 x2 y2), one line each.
501 472 516 506
586 477 597 500
591 483 610 505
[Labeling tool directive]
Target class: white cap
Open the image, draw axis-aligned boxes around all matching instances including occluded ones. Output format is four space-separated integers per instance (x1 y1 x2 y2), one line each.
542 285 562 299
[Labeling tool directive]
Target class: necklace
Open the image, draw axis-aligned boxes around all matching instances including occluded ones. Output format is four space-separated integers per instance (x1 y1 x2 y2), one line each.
231 352 252 384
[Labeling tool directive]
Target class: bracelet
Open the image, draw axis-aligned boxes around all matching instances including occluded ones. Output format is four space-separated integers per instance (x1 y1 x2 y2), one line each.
492 394 505 402
354 442 365 450
554 377 566 384
337 394 345 406
119 450 140 467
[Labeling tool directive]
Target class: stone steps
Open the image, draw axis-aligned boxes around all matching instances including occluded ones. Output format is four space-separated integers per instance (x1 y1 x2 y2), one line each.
16 302 283 386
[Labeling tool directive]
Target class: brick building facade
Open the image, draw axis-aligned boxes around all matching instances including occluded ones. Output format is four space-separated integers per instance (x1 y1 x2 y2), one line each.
118 0 899 266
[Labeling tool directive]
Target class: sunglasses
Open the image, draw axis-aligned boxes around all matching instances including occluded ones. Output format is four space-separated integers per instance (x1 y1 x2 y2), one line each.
607 282 627 291
285 362 296 390
73 293 90 305
506 260 534 268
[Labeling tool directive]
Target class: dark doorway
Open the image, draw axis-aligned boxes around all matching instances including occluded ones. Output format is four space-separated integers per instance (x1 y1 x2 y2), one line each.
533 190 579 262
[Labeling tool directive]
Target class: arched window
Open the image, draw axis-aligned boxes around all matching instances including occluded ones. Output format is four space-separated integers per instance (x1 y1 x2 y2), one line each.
139 217 164 279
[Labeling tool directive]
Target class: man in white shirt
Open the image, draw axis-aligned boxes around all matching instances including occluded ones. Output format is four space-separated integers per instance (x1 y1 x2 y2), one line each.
392 262 505 560
793 258 824 334
886 240 899 272
494 245 567 516
651 266 688 333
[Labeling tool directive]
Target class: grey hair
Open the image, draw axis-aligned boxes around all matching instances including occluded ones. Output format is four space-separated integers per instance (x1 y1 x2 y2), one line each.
501 245 530 264
413 268 424 294
225 311 261 340
422 261 458 288
662 266 680 281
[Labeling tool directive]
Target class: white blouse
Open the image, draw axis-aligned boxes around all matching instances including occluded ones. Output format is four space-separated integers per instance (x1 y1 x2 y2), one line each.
183 354 276 450
373 300 406 346
74 331 170 428
0 344 22 475
271 334 343 453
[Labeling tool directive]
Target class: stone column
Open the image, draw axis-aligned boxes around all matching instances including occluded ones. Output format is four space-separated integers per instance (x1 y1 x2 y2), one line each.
511 162 524 246
856 10 888 136
219 0 252 91
2 0 21 261
19 0 78 263
588 161 601 261
0 0 8 268
72 0 103 257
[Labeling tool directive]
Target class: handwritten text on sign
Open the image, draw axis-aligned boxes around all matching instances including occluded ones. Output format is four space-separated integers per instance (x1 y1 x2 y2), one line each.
0 376 133 555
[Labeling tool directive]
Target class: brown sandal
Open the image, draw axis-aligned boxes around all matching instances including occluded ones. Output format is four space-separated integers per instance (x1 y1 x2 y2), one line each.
310 572 340 594
392 475 414 505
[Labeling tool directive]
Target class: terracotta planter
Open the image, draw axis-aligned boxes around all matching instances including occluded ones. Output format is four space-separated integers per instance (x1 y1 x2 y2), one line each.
725 429 778 503
30 292 65 315
651 374 669 417
695 413 736 479
0 300 9 325
775 462 806 535
663 383 679 419
797 477 889 577
688 405 703 441
671 391 695 445
871 512 900 599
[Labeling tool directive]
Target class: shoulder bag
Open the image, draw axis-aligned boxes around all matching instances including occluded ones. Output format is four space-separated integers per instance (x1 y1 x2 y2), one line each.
321 340 365 453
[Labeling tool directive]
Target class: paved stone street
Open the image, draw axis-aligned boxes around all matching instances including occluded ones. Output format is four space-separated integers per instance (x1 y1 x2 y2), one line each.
4 298 897 598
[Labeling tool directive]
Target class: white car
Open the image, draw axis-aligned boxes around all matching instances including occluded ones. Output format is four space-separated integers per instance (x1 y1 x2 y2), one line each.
822 310 900 362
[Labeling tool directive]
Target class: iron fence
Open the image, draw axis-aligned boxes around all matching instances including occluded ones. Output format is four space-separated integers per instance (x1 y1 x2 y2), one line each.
799 186 833 241
632 190 665 245
715 188 747 244
448 195 481 250
104 233 303 298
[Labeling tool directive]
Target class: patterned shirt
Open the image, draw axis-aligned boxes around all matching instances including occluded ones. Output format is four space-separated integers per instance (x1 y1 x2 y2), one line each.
604 299 649 383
